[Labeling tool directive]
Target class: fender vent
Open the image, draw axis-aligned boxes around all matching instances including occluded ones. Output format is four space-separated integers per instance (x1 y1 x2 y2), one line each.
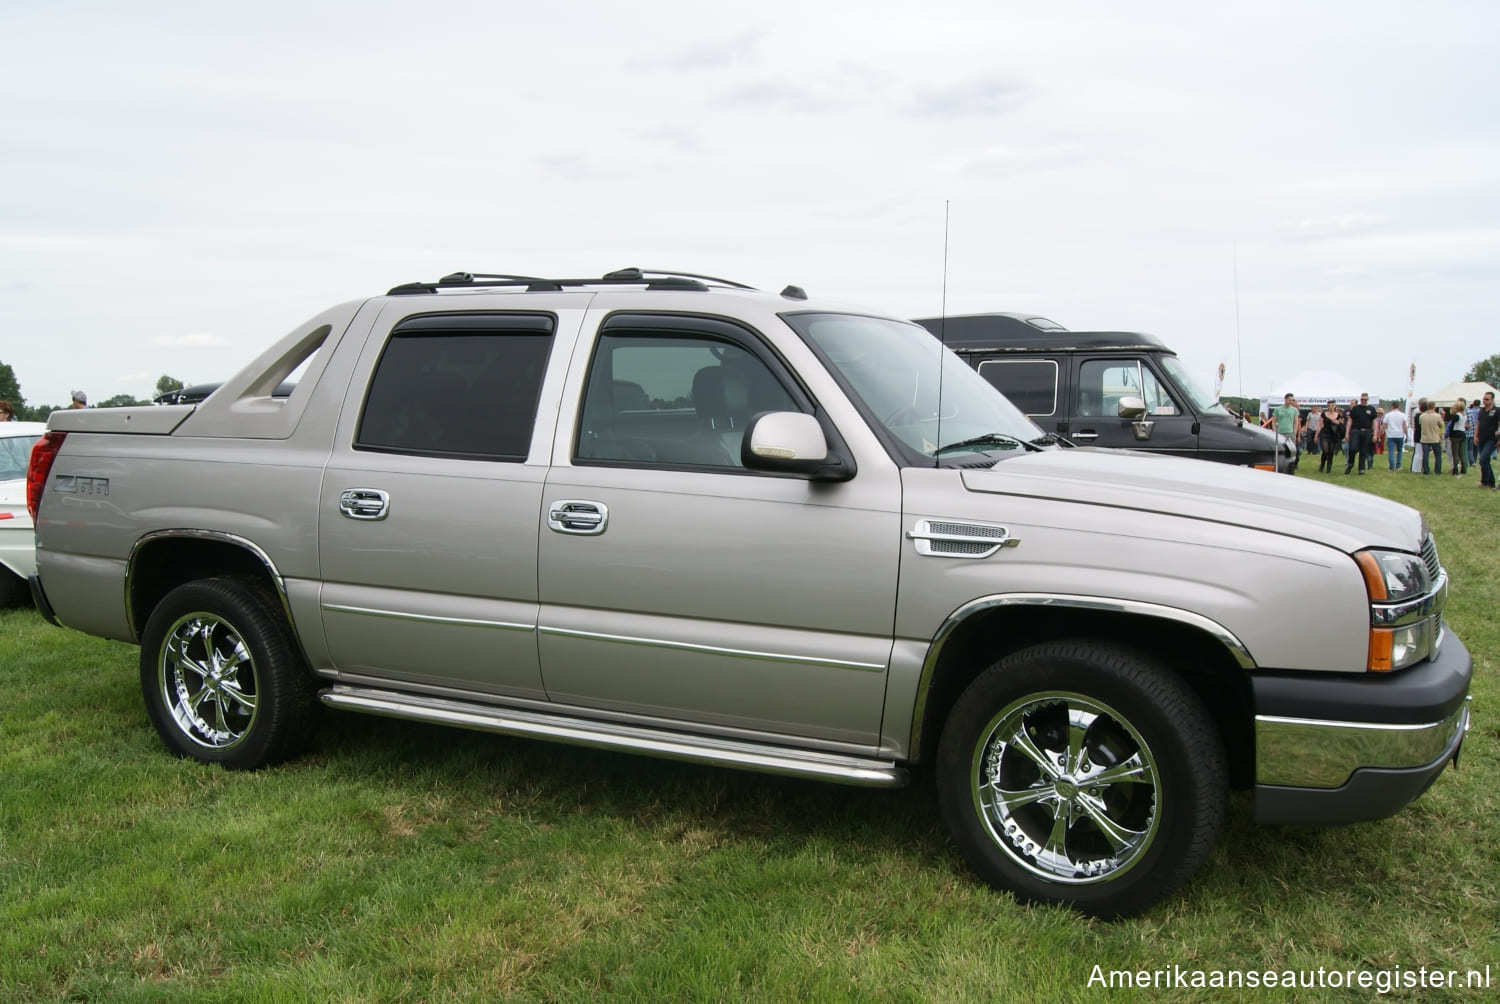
907 519 1020 559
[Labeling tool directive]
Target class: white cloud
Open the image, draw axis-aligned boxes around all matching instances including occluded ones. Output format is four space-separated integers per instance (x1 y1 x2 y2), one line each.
1 0 1497 405
150 334 231 349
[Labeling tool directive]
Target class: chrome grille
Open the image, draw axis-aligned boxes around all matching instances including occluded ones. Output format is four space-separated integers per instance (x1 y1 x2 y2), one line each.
929 539 997 556
907 518 1019 559
928 521 1008 539
1422 534 1441 582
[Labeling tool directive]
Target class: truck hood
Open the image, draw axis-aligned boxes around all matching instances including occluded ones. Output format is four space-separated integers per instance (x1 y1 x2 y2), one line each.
962 448 1423 554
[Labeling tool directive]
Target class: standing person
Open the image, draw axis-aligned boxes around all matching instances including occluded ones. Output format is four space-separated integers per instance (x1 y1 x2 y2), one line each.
1344 392 1378 474
1477 390 1499 489
1418 400 1445 474
1318 400 1343 472
1447 399 1468 475
1383 402 1409 470
0 401 14 422
1468 398 1482 466
69 390 87 409
1304 405 1323 458
1373 407 1386 456
1271 392 1302 473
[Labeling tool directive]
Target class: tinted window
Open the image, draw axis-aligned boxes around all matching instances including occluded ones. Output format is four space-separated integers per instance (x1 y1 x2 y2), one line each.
356 318 554 460
576 332 797 469
977 359 1059 416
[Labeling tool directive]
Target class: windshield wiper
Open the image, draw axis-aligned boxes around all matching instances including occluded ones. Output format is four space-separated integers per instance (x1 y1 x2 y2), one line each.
933 432 1042 456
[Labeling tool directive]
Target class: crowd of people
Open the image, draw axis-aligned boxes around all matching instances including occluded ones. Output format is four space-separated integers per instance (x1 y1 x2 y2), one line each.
1265 390 1500 489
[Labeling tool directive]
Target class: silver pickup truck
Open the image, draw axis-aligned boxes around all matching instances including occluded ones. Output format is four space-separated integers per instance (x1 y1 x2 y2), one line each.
25 268 1471 918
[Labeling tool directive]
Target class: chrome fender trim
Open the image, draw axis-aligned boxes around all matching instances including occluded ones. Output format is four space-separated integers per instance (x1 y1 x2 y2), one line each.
126 529 292 642
907 593 1257 755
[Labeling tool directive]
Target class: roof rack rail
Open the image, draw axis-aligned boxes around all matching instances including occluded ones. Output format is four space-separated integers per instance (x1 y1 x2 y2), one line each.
386 267 757 296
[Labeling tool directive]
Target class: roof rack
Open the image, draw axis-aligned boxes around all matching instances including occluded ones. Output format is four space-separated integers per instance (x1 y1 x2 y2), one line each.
386 267 758 296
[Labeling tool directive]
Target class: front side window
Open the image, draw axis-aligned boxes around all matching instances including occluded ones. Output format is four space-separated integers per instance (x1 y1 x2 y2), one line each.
1158 354 1220 413
356 315 554 460
576 331 798 469
1078 359 1180 418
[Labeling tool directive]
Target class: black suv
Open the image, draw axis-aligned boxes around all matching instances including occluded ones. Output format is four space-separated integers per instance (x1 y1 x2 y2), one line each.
914 313 1285 468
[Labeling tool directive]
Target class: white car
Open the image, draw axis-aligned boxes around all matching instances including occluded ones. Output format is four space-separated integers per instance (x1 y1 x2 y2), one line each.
0 422 46 606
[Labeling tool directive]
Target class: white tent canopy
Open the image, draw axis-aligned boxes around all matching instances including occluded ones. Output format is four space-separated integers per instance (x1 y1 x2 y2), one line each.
1417 380 1497 408
1258 370 1368 414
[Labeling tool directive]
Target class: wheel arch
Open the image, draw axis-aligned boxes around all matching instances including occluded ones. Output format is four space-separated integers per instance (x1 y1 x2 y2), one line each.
126 530 295 643
908 595 1258 788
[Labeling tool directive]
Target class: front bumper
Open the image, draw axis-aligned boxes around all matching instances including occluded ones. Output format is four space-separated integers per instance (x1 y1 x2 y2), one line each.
1252 630 1472 824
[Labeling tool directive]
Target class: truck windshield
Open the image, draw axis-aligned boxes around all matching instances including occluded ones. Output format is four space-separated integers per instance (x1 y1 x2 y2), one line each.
1159 355 1222 413
785 313 1046 463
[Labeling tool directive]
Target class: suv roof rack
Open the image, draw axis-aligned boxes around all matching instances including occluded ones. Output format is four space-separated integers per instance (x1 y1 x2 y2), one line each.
387 267 758 296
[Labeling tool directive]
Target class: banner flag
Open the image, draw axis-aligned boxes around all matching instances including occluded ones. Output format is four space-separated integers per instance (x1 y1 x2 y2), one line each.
1213 362 1225 400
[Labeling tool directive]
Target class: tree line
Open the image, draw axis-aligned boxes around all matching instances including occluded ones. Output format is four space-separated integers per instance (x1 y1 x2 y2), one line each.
0 363 185 421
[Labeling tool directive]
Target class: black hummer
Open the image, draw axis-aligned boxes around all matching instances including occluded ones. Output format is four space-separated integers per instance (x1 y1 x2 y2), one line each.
913 312 1286 468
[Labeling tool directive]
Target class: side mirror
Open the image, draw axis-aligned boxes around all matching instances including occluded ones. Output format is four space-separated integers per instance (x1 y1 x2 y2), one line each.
1117 395 1147 420
742 412 852 481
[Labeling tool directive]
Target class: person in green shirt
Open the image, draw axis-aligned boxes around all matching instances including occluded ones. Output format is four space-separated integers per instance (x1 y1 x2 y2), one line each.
1272 392 1303 474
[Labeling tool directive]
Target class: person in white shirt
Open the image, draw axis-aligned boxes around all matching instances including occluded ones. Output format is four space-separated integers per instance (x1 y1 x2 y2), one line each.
1382 405 1410 471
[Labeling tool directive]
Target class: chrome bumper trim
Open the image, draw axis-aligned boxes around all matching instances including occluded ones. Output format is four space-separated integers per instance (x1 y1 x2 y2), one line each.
1256 698 1471 789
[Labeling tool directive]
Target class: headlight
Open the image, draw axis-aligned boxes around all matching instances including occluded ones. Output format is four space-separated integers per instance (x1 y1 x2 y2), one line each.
1353 549 1430 603
1354 549 1440 672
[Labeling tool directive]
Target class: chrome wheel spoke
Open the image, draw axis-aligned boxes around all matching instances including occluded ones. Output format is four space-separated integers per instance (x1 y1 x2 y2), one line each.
1008 726 1062 781
1076 794 1148 851
994 781 1054 810
1086 752 1152 788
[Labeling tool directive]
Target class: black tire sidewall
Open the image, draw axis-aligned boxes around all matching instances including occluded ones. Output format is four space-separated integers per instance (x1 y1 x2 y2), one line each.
936 640 1227 918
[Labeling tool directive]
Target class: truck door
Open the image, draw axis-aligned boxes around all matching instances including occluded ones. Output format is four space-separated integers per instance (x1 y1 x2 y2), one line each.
536 313 901 749
1070 357 1197 455
317 306 579 700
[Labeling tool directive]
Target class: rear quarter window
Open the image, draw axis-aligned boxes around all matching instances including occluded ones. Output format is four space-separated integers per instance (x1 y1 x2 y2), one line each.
977 359 1059 417
355 315 554 461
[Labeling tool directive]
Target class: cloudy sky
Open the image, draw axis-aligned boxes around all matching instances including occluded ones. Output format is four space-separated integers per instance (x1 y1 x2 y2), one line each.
4 0 1497 410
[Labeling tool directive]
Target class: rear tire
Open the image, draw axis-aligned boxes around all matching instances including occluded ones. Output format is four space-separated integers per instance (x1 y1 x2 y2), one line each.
936 640 1226 918
139 577 318 769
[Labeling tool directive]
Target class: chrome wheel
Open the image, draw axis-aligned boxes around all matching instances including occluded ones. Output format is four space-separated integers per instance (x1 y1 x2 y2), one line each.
972 691 1160 884
157 611 260 751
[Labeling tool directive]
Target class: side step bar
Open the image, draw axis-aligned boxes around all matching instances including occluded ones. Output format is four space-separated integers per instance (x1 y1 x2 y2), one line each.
320 685 909 789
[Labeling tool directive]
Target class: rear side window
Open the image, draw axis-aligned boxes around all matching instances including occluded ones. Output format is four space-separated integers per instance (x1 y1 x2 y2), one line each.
356 314 554 461
977 359 1059 417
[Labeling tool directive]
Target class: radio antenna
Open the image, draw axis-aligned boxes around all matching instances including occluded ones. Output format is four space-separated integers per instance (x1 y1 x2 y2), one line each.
935 200 951 467
1233 241 1244 407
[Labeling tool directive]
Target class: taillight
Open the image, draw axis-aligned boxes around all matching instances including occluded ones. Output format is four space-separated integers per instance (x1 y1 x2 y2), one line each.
27 431 66 520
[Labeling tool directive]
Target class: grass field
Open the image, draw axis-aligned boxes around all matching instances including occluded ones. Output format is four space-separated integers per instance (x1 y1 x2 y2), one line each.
2 463 1496 1001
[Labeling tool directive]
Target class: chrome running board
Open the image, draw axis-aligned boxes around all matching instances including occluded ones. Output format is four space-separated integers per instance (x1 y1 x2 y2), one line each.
320 685 909 788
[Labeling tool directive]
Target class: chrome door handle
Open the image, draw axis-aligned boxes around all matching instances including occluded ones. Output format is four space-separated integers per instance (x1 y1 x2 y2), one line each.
339 488 390 521
548 499 608 535
1071 431 1098 441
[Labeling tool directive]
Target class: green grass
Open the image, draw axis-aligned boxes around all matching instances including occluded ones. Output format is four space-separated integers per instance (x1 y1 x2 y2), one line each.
3 465 1497 1001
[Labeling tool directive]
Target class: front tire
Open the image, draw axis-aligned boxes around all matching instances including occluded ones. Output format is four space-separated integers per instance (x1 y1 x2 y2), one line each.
139 577 318 769
936 640 1227 918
